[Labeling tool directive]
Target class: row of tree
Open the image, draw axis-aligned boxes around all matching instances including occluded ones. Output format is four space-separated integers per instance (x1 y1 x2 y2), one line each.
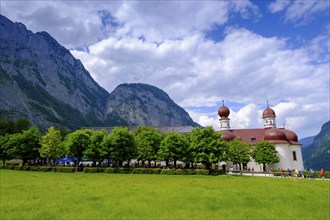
0 118 280 172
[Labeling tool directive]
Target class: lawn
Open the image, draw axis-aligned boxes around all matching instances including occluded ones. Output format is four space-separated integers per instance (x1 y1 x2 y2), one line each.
0 169 329 220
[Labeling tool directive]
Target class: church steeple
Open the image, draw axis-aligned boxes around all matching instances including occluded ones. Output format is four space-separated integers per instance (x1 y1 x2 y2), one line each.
262 101 276 128
218 99 230 130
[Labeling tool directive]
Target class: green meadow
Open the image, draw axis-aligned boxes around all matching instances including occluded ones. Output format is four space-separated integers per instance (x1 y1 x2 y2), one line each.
1 169 329 220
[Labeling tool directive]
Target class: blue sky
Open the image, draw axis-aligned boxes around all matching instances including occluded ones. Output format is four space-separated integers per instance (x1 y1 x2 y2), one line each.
1 0 329 138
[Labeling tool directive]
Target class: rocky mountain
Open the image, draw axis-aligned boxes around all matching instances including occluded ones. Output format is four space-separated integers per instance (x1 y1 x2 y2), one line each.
106 83 198 127
0 15 197 130
302 121 330 170
0 14 109 130
300 136 315 161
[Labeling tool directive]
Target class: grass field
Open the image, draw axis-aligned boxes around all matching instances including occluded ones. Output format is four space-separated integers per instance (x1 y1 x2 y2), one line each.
1 169 329 219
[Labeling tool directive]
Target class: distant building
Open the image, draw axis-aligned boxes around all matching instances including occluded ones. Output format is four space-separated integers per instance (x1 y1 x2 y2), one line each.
83 125 194 134
218 100 304 172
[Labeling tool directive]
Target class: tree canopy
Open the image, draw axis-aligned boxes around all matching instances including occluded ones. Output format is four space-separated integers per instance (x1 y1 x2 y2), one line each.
135 126 163 167
84 130 108 166
253 141 279 171
103 127 136 167
64 129 92 171
39 127 64 164
228 138 252 171
189 127 228 170
7 126 41 166
158 132 188 168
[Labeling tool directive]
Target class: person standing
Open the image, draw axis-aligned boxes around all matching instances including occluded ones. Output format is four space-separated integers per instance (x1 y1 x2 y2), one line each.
300 169 304 179
287 168 291 178
320 169 325 180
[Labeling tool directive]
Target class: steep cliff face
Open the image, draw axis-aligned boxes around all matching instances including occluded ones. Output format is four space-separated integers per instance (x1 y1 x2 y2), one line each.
0 15 198 130
0 15 109 130
302 121 330 170
105 83 197 127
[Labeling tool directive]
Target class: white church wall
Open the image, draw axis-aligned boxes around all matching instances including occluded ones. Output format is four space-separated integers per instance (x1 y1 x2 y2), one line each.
271 144 304 171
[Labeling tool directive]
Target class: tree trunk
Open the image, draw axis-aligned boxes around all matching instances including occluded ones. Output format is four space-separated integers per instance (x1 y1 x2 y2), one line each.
148 160 151 168
174 159 177 169
263 164 266 172
75 159 79 172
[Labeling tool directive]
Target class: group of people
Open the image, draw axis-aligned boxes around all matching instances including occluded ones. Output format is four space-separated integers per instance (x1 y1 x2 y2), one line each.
279 168 325 180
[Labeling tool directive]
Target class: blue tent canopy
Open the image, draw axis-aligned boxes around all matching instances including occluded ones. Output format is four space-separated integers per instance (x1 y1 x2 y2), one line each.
55 156 77 164
55 157 89 164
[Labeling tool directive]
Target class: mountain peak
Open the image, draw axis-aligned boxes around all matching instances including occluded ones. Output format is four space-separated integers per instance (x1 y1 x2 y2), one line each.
106 83 197 127
0 15 198 130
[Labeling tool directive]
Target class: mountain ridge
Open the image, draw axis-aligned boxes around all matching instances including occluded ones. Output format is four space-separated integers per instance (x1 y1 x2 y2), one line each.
0 15 197 130
302 121 330 170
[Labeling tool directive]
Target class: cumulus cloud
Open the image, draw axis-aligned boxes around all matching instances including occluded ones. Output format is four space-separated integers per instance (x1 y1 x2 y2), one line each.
70 26 329 138
269 0 330 24
112 1 259 42
2 1 329 138
1 1 259 48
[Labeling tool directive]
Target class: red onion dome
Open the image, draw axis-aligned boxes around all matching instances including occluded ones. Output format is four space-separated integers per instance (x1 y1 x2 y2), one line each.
221 130 235 141
264 127 286 142
283 129 298 143
218 103 230 118
262 107 276 118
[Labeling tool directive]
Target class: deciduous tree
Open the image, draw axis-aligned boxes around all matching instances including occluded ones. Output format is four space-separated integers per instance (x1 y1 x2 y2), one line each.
64 129 92 171
158 132 188 168
253 141 279 171
0 135 11 165
135 126 163 167
190 127 228 170
39 127 64 165
7 127 41 165
228 138 252 171
103 127 136 167
84 130 108 166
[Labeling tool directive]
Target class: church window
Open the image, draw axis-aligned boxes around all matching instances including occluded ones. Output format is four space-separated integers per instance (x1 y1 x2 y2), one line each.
292 151 297 161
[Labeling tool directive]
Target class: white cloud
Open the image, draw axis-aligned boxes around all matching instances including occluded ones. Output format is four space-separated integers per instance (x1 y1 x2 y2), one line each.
112 1 260 42
71 26 329 138
1 1 259 48
269 0 330 24
2 1 328 139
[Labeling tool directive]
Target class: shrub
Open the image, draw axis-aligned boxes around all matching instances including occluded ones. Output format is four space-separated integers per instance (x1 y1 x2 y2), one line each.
104 168 115 173
83 167 104 173
22 166 31 171
160 169 176 175
132 168 145 174
13 166 23 171
39 167 53 172
151 168 162 174
194 169 209 175
0 165 10 169
175 169 191 175
6 161 20 166
55 167 75 173
116 168 131 174
30 166 41 171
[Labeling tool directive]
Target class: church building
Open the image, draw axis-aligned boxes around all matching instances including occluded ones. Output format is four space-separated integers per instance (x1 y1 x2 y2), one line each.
218 101 304 172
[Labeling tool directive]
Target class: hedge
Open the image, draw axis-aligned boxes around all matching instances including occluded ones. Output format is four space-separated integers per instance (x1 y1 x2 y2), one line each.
7 165 329 177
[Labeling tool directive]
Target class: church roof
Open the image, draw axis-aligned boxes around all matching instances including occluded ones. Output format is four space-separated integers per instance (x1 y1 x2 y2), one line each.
216 128 300 145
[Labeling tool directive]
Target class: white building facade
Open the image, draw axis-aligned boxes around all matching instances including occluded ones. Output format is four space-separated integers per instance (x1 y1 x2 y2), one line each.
218 101 304 172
